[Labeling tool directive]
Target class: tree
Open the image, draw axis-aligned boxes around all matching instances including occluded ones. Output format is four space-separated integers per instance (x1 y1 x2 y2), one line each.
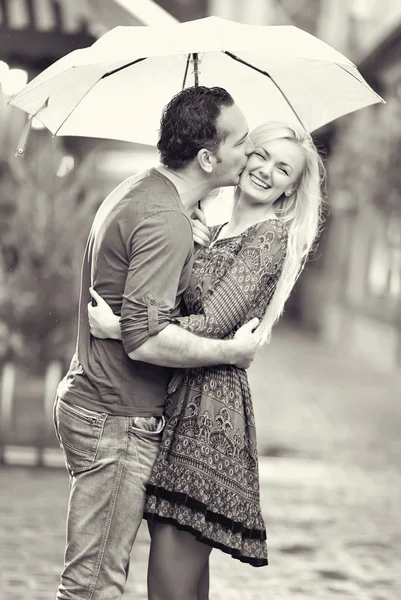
328 98 401 215
0 135 101 371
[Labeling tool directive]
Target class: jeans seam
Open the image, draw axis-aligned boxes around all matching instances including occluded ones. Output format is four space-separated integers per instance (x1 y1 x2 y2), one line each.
128 422 144 492
87 422 129 600
53 398 62 447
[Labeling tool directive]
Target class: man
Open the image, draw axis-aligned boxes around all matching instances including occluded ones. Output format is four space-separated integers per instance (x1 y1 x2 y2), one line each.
54 86 257 599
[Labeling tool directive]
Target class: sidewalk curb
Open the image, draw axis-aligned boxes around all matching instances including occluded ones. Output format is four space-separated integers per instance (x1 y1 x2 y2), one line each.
1 445 65 468
1 445 369 488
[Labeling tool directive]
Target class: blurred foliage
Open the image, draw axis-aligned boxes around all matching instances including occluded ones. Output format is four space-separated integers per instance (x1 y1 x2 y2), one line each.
0 136 101 371
328 96 401 215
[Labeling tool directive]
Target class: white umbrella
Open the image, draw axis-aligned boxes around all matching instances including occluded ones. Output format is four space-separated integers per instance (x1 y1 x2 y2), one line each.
9 16 384 152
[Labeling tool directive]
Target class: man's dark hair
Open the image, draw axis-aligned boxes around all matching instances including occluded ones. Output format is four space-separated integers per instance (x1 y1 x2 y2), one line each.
157 86 234 170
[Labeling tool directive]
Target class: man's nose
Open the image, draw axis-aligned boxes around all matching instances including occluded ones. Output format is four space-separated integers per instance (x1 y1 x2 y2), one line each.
245 137 254 156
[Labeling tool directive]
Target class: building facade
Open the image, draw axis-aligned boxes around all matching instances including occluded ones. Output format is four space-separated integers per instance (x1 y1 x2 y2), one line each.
298 9 401 370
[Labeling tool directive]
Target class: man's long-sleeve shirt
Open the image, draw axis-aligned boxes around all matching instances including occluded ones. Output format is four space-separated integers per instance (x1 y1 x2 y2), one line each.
57 169 193 416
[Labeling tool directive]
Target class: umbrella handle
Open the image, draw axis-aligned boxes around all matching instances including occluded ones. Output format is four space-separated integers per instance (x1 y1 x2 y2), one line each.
15 99 49 157
15 116 33 157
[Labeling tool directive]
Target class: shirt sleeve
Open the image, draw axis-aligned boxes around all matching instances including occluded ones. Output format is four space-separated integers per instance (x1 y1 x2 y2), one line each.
174 221 288 339
120 210 193 353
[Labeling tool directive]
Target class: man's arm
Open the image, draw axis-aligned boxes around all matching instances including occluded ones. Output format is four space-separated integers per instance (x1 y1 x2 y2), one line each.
117 205 260 369
129 220 285 369
128 319 259 369
88 290 260 369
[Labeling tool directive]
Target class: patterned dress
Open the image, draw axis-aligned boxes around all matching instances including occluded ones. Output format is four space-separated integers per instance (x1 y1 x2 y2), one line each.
143 219 288 567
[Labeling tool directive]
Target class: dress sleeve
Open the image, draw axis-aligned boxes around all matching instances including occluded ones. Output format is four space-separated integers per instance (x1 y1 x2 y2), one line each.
174 221 287 339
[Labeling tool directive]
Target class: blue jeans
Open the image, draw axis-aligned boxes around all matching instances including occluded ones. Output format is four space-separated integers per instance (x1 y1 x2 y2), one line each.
53 396 165 600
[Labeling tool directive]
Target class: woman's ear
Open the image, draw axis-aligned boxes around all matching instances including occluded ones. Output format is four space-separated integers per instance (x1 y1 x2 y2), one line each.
285 187 296 197
197 149 214 173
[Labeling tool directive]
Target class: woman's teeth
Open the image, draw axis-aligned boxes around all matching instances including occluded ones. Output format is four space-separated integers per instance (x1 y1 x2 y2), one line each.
250 174 269 189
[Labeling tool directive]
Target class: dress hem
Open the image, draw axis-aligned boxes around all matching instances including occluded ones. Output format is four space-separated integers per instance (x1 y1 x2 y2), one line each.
146 483 266 540
143 511 268 568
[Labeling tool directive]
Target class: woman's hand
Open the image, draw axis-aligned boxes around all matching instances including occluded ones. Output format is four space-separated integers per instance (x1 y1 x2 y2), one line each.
191 208 210 248
88 288 122 340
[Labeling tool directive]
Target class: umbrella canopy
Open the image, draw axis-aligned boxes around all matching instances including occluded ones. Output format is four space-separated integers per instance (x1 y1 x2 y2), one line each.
9 16 384 149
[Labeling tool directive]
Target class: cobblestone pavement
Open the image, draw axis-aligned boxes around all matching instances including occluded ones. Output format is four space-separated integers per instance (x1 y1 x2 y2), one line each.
248 326 401 470
1 326 400 599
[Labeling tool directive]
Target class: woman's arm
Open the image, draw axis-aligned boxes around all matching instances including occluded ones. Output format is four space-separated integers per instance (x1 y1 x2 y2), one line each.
88 288 121 340
191 208 211 248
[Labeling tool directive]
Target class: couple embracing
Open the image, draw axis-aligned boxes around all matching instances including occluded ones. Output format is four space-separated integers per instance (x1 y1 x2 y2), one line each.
54 86 324 600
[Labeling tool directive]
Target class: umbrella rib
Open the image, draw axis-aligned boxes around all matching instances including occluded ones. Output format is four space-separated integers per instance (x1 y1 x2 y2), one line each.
223 51 307 130
102 57 147 78
182 55 190 90
336 63 385 103
53 58 148 137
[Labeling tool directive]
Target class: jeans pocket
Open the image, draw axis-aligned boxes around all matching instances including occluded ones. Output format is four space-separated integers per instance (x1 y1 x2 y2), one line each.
130 416 165 491
55 398 106 475
130 415 165 439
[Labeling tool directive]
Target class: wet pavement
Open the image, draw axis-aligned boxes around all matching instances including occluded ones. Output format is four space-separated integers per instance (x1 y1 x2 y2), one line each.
1 326 400 599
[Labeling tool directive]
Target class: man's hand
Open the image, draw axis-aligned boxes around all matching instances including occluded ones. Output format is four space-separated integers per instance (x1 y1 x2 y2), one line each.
232 317 260 369
191 208 210 248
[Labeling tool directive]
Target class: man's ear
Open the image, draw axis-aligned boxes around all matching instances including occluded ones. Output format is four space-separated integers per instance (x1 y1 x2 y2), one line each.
197 149 214 174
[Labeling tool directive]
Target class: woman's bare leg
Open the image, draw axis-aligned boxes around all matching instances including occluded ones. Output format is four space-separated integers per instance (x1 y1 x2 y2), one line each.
147 520 212 600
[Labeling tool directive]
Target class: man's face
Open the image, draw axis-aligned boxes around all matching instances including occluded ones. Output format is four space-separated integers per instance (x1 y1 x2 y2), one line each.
211 104 252 187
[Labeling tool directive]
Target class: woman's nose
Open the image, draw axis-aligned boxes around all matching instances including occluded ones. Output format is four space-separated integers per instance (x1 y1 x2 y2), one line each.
259 161 272 178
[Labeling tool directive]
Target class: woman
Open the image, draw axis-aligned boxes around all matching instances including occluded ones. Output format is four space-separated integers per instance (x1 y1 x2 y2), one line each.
89 121 325 599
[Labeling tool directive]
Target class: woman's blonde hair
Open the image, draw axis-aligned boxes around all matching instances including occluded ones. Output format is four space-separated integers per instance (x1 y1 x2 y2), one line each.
248 121 325 344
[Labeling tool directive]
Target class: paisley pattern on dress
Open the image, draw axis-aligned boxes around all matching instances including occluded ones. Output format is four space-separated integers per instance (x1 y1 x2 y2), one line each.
143 219 288 567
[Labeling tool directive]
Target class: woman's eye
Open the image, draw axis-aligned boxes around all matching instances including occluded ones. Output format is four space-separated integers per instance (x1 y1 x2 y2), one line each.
254 152 265 159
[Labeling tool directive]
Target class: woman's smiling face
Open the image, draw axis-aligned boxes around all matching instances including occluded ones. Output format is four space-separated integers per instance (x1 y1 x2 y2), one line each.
239 137 306 205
